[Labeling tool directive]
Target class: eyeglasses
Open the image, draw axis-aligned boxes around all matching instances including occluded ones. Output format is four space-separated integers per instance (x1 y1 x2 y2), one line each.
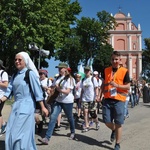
15 59 22 62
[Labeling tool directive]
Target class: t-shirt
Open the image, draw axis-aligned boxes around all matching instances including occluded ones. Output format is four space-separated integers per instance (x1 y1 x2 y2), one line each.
74 80 82 99
80 76 98 102
55 77 74 103
0 70 8 98
40 78 52 100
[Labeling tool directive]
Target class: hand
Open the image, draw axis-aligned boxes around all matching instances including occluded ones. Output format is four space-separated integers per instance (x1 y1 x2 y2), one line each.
110 81 118 88
95 95 99 102
41 107 49 117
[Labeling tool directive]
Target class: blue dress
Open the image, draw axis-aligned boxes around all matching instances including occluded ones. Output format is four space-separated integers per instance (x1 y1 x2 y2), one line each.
4 68 43 150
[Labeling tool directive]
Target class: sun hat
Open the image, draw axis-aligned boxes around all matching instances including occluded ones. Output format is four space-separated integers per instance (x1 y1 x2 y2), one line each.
55 62 68 68
84 65 91 70
0 60 5 69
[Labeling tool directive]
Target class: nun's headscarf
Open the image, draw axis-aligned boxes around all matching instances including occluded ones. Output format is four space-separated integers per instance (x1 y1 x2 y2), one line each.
16 51 39 78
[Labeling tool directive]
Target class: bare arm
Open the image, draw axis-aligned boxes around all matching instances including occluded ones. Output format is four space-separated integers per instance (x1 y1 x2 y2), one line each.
0 81 8 88
110 81 130 90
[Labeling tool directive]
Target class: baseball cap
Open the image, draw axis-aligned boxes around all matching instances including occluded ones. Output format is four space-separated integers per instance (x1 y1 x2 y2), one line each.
93 71 99 75
84 65 91 70
55 62 68 68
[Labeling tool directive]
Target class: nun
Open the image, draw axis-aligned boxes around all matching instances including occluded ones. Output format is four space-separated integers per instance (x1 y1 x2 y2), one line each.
0 51 48 150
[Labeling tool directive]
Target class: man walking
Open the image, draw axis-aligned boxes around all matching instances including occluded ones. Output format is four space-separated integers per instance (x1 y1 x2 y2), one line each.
100 51 130 150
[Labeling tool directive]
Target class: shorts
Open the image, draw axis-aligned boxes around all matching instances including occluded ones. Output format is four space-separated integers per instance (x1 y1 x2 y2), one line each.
102 98 125 125
82 101 97 111
74 98 81 109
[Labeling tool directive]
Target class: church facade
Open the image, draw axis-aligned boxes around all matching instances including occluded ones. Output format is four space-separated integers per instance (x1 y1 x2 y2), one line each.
108 11 142 80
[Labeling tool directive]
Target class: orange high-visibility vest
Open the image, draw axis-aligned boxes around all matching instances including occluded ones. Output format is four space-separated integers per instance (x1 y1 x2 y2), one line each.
104 66 128 102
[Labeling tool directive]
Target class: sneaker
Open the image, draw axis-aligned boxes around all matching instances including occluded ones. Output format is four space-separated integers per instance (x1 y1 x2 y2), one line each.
110 130 115 142
81 122 85 129
89 121 94 127
82 127 89 133
69 133 75 140
1 123 7 134
95 122 100 130
38 137 49 145
54 124 61 131
114 143 120 150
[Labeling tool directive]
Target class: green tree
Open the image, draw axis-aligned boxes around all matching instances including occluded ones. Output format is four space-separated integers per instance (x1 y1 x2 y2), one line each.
142 38 150 81
57 10 116 73
0 0 81 74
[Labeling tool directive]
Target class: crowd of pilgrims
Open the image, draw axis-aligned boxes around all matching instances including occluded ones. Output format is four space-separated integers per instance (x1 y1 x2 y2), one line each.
1 58 150 148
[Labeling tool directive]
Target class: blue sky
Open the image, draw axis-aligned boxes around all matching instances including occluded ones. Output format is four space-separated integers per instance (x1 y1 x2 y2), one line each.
46 0 150 77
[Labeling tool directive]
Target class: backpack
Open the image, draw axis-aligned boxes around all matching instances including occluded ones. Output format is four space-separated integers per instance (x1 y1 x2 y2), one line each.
11 69 50 111
82 76 94 85
0 70 5 80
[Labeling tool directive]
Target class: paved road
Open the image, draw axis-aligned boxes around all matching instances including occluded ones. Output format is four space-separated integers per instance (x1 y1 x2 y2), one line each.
0 99 150 150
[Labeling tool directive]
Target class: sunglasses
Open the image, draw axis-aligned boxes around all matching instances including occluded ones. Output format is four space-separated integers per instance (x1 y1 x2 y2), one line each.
39 73 44 75
15 59 22 62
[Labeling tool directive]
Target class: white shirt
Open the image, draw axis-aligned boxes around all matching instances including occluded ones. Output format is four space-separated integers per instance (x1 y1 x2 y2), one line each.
81 76 98 102
0 70 8 98
40 78 52 100
56 77 74 103
74 80 82 99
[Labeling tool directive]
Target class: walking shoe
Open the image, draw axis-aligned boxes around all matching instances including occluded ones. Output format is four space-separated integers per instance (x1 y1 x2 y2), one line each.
54 123 61 131
81 122 85 129
38 137 49 145
69 133 75 140
114 143 120 150
95 122 100 130
1 122 7 134
82 127 89 133
89 121 94 127
110 130 115 142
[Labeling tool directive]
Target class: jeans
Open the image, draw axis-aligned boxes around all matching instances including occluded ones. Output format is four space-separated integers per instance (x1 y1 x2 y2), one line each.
124 100 129 117
45 102 75 140
130 94 136 107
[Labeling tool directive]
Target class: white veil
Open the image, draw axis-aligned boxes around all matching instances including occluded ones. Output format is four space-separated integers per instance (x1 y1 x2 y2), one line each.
16 51 39 78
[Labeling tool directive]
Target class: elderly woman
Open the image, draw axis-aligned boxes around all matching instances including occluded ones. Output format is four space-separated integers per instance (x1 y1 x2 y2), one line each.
0 52 48 150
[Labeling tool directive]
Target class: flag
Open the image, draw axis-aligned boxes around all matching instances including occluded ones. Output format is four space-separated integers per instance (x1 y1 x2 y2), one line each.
88 57 93 73
78 64 85 79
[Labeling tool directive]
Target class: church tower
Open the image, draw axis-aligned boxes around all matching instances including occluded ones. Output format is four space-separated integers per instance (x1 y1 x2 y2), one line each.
108 11 142 80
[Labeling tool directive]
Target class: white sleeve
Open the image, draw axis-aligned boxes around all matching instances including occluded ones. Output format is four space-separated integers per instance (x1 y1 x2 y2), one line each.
1 72 9 82
93 77 98 87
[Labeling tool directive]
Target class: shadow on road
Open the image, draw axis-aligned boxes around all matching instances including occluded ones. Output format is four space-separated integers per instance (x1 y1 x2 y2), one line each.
71 133 114 150
0 140 5 150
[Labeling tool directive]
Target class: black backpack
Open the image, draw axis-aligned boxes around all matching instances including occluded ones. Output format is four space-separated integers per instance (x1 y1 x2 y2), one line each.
0 70 5 80
11 69 47 109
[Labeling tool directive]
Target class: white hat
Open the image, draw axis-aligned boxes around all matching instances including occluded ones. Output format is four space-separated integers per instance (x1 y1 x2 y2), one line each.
54 73 59 78
93 71 99 75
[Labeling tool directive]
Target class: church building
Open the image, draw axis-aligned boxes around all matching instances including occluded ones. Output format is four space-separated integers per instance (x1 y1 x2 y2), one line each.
108 11 142 80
